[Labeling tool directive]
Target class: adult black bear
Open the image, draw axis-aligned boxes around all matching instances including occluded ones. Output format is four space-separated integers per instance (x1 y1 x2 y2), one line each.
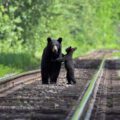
41 37 62 84
57 46 77 84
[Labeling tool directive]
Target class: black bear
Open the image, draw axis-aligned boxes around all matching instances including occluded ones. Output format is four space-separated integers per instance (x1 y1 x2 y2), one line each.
57 46 77 84
41 37 62 84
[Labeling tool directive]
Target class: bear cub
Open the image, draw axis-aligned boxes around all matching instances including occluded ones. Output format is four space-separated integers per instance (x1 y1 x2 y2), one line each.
57 46 77 84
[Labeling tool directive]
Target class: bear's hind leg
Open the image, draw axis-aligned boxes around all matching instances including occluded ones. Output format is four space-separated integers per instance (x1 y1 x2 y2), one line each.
50 72 60 84
41 71 49 84
67 72 76 84
71 77 76 84
66 72 71 84
70 75 76 84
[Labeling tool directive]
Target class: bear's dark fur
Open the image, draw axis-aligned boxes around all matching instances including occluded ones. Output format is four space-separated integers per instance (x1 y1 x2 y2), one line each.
57 46 77 84
41 37 62 84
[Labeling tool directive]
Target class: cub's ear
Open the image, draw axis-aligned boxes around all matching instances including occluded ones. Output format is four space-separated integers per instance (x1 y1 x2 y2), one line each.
57 37 62 43
68 46 72 50
47 37 51 43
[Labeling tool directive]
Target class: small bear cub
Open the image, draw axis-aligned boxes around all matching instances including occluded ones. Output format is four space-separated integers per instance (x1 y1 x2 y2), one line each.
57 46 77 84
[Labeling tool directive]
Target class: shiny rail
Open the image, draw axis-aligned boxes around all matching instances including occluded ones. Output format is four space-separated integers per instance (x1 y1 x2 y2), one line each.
67 58 105 120
0 69 40 97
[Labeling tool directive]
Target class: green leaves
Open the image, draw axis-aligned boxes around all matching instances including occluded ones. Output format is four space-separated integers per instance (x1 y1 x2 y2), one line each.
28 0 32 5
0 0 120 74
9 6 17 13
14 17 21 24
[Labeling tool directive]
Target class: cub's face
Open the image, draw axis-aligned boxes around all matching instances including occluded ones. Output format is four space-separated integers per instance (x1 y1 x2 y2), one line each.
66 46 77 54
47 37 62 54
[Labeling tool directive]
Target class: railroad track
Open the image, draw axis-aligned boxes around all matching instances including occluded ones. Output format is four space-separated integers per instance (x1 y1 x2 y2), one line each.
89 60 120 120
0 50 119 120
0 67 96 119
0 70 40 97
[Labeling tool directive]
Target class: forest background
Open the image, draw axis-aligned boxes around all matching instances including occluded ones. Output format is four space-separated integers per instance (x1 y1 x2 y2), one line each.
0 0 120 76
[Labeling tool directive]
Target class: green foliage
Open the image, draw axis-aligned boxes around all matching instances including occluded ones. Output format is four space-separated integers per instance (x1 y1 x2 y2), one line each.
0 0 120 76
0 52 39 77
0 64 18 77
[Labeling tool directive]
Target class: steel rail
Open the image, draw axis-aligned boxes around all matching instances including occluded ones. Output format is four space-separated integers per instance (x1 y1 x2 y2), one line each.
70 58 105 120
0 69 40 97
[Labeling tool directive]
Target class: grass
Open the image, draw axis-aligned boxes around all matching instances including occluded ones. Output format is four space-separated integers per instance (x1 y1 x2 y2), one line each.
0 52 39 77
0 64 18 77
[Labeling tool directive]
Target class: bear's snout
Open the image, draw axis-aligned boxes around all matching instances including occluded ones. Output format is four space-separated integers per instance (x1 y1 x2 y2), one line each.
52 45 58 53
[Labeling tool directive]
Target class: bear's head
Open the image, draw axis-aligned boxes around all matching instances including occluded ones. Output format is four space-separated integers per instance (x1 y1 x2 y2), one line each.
66 46 77 54
47 37 62 55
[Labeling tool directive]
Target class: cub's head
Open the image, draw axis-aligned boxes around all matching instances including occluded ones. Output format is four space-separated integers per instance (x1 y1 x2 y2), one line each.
47 37 62 54
66 46 77 54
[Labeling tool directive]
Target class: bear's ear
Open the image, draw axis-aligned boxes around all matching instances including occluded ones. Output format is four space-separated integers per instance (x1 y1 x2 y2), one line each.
67 46 71 51
47 37 52 43
57 37 62 43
